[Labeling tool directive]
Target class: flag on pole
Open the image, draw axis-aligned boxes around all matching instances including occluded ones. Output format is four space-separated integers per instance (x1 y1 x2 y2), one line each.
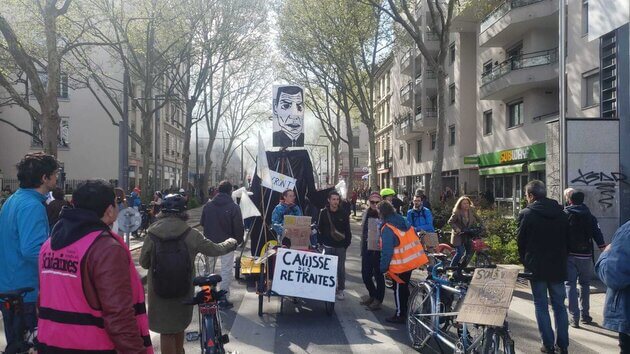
257 133 272 187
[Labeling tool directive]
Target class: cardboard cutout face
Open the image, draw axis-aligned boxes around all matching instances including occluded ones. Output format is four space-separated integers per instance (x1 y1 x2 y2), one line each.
273 85 304 147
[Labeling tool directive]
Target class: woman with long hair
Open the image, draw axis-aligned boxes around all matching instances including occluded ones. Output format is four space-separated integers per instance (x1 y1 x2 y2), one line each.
448 196 483 267
271 189 303 245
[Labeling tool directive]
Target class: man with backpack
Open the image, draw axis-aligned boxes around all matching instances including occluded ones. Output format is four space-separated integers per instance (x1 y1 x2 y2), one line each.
200 180 244 309
564 190 606 328
141 194 237 353
407 195 435 234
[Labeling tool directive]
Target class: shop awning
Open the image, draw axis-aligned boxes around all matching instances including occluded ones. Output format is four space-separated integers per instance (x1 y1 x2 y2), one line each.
528 160 546 172
478 163 525 176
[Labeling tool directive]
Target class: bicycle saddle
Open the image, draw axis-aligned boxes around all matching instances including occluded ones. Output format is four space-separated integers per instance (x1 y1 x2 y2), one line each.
0 287 34 300
193 274 222 286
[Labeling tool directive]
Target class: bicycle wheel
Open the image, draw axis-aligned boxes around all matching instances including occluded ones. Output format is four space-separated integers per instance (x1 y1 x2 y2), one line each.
195 253 209 276
406 281 434 350
480 327 514 354
213 312 226 354
325 301 335 316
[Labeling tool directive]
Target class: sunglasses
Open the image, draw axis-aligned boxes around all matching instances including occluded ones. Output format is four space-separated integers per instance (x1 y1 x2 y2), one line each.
369 200 379 204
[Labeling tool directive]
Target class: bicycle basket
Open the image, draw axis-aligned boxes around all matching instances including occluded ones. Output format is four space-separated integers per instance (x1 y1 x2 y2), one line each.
472 238 489 252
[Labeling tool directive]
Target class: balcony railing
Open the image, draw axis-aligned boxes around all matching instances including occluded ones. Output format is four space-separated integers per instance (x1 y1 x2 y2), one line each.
424 32 440 41
480 0 546 33
400 81 413 101
425 108 438 118
481 48 558 86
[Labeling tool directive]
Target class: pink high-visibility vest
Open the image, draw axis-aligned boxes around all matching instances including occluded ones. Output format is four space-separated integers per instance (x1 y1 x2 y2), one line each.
38 230 153 353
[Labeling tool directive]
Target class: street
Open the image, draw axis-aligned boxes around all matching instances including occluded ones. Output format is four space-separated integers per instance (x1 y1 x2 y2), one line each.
0 208 620 353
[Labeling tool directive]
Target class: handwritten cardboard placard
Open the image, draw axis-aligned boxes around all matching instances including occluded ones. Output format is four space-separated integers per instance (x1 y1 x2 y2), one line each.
367 218 381 251
262 171 297 193
456 268 519 327
272 248 338 302
283 215 312 250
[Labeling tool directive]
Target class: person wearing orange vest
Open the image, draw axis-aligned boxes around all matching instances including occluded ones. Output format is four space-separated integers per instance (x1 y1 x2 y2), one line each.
38 180 153 353
378 200 428 324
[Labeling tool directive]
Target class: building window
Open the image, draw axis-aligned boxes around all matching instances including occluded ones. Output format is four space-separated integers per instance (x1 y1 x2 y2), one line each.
582 71 600 108
399 144 404 160
448 125 455 146
582 0 588 35
483 60 493 76
416 139 422 161
507 100 523 128
407 143 411 164
353 156 359 166
430 132 436 150
352 135 360 148
32 117 70 148
449 43 456 65
449 84 455 105
483 110 493 135
165 133 170 152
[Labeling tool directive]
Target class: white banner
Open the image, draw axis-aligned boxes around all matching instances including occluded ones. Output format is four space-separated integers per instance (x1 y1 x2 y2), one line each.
271 248 338 302
262 170 297 193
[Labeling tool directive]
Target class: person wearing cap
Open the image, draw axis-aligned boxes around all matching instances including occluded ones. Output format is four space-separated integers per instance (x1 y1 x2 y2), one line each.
140 194 237 353
380 188 404 215
360 192 385 311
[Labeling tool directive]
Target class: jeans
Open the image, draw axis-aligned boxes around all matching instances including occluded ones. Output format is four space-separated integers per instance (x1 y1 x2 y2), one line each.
219 251 234 300
328 247 347 291
361 251 385 302
1 301 37 347
531 280 569 350
393 271 412 317
450 245 466 267
565 256 593 321
450 237 473 267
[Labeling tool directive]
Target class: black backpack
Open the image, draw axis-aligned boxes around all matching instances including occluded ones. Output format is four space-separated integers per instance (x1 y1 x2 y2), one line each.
567 212 593 254
149 228 192 299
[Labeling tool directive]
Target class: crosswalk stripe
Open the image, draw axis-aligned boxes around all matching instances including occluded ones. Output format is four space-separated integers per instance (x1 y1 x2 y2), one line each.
336 289 405 354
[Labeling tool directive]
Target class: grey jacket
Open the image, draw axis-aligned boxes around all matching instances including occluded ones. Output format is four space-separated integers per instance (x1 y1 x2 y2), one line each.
201 192 244 244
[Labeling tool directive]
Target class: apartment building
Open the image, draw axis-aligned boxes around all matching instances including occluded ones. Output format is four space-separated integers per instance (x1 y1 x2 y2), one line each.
339 122 370 189
0 70 186 193
373 55 394 189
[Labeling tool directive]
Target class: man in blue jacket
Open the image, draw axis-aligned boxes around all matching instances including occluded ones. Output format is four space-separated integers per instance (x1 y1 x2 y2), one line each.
0 152 59 346
595 221 630 353
406 195 434 234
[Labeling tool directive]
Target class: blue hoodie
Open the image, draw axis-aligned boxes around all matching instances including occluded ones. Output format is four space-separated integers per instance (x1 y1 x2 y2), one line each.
406 207 435 233
0 188 50 303
595 221 630 334
380 213 411 273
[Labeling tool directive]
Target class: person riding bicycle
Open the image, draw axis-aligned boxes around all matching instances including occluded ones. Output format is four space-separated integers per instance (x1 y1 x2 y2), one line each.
271 189 303 247
140 193 237 353
38 180 153 352
0 153 59 347
448 196 484 267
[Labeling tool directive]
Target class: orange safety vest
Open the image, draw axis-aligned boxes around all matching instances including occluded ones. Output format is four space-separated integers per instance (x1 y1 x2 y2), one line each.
380 223 429 283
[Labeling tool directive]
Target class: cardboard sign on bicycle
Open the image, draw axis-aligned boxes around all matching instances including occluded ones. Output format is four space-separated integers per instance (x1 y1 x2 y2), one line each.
420 232 439 252
456 268 519 327
272 248 338 302
283 215 312 250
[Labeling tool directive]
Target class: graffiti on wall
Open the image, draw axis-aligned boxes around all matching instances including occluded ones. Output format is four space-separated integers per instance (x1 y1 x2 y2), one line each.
570 169 628 209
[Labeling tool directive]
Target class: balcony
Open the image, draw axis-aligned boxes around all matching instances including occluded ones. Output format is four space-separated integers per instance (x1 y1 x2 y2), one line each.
400 50 412 75
479 48 558 101
416 108 437 131
416 70 437 94
479 0 558 48
423 32 440 53
395 113 423 140
400 81 413 106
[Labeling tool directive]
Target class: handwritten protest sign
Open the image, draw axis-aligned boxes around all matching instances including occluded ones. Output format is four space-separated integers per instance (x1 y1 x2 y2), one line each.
367 218 380 251
456 268 519 327
262 171 297 193
271 248 338 302
283 215 312 250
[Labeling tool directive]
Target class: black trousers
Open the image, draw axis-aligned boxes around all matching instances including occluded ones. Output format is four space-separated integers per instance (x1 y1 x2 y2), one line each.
392 271 413 317
361 251 385 302
621 331 630 354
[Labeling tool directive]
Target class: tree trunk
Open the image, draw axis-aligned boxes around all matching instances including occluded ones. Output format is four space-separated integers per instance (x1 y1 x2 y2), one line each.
429 69 447 206
200 136 216 197
42 2 61 156
140 111 154 203
343 110 354 199
367 124 378 190
218 139 234 182
181 102 193 191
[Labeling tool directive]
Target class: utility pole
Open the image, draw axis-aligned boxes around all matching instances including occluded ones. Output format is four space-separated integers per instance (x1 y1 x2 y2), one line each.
118 70 129 192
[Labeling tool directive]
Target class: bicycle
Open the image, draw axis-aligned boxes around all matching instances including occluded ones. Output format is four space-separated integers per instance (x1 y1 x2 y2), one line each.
407 254 511 353
0 287 37 354
185 275 229 354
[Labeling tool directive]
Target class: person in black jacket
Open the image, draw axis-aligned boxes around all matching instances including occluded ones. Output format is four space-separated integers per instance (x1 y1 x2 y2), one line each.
317 190 352 300
517 180 570 354
200 180 244 309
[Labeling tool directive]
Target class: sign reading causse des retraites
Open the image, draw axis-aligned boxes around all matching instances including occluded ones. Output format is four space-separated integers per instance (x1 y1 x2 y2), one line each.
271 248 338 302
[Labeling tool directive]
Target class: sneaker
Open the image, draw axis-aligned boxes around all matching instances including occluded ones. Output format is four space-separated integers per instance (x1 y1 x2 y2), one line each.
219 300 234 309
581 316 593 325
367 300 382 311
336 291 345 301
569 318 580 328
556 347 568 354
540 346 555 353
359 296 374 306
385 315 405 324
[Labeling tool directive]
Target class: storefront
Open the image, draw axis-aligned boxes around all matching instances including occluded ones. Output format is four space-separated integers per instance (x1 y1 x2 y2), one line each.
465 143 546 216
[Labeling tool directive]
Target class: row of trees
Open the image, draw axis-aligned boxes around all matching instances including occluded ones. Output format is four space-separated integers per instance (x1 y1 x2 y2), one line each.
0 0 269 201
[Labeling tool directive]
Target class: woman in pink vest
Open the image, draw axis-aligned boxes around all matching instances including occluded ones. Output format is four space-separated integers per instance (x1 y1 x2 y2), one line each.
38 180 153 353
